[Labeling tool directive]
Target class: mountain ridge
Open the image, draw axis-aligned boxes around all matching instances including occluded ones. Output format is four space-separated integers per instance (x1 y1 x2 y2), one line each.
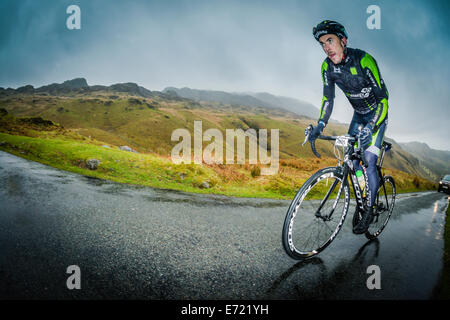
398 141 450 179
0 78 175 100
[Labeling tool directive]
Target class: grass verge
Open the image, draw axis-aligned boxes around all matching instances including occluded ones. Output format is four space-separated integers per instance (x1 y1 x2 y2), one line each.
435 196 450 299
0 130 436 200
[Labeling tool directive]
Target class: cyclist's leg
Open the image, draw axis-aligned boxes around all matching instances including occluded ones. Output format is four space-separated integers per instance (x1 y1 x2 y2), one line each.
354 116 388 234
347 112 362 136
348 112 364 171
364 119 388 207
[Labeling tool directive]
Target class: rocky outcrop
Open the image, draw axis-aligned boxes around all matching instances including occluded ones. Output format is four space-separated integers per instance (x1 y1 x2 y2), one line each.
86 159 101 170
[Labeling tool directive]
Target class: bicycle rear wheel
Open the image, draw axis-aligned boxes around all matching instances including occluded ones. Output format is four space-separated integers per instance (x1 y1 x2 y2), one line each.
282 167 350 260
365 175 396 240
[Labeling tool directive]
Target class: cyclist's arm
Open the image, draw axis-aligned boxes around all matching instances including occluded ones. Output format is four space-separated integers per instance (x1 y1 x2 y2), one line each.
318 60 335 127
360 53 389 131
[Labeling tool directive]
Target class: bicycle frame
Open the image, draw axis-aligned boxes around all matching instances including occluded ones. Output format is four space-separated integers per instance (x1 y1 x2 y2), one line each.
314 153 361 222
304 125 393 222
316 141 391 222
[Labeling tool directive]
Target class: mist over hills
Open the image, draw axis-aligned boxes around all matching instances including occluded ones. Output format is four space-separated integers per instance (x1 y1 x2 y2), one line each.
0 78 447 182
163 87 322 120
163 87 275 109
398 141 450 179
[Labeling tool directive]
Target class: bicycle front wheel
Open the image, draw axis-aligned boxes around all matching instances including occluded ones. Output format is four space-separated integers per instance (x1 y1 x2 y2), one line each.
282 167 350 260
365 175 396 240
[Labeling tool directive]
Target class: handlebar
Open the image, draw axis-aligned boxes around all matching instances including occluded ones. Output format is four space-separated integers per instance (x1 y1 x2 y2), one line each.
303 125 322 158
303 124 368 167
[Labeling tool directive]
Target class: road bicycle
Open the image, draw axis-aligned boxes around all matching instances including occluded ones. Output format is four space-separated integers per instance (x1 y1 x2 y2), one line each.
282 125 396 260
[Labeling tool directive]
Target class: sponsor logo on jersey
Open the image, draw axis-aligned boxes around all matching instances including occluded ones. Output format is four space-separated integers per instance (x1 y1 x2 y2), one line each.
347 87 372 99
333 66 341 73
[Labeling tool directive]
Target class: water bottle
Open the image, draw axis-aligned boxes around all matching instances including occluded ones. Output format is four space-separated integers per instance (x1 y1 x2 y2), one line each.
356 169 366 196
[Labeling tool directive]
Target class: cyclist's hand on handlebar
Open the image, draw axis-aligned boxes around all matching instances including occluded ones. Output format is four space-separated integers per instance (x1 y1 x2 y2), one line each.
308 121 325 143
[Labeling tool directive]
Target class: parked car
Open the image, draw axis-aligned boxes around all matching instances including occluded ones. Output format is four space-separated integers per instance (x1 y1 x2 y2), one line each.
438 174 450 194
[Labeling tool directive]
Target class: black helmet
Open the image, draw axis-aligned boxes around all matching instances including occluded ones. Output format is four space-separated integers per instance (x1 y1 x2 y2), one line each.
313 20 348 42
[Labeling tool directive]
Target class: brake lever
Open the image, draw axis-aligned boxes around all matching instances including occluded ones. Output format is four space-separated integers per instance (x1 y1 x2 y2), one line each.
302 133 310 147
302 125 313 147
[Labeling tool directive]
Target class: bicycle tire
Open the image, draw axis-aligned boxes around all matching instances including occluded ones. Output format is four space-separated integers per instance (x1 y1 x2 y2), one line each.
365 175 396 240
282 167 350 260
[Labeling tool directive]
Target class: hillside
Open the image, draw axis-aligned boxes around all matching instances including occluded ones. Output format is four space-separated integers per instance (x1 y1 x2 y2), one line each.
0 109 436 199
399 141 450 180
0 78 442 184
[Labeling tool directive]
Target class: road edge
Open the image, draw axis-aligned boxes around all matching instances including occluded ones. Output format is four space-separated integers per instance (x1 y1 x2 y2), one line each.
433 194 450 299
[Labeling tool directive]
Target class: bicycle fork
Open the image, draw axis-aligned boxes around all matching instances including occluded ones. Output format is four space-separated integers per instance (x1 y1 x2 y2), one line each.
315 167 347 221
315 178 340 221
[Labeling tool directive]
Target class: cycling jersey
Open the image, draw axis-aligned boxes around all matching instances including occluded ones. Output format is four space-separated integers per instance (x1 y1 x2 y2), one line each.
319 47 389 132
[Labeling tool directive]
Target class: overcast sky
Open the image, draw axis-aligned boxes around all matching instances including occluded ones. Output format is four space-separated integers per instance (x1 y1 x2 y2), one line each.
0 0 449 150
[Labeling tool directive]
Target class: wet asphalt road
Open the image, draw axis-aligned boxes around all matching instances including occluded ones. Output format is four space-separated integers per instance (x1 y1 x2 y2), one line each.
0 150 448 300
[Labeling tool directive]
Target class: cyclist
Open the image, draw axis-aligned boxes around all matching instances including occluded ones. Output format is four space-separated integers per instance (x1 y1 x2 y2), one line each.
309 20 389 234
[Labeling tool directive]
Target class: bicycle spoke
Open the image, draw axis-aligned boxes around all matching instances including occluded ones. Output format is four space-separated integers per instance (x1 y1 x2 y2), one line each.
302 220 317 252
322 220 335 234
